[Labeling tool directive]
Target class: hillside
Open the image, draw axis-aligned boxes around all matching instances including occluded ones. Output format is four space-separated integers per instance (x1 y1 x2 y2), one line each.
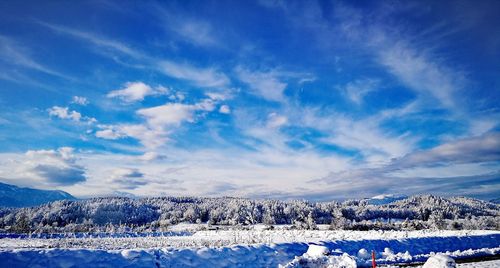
0 182 75 208
0 195 497 233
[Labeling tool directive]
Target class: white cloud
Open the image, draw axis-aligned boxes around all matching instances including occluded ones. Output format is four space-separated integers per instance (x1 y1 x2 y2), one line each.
95 127 125 140
206 91 231 101
394 132 500 168
95 124 169 149
267 113 288 128
154 5 219 47
159 60 229 88
48 106 96 124
194 99 217 112
219 105 231 114
378 42 463 108
121 124 170 149
340 79 379 104
313 132 500 200
56 144 351 197
107 82 168 102
236 67 287 102
95 97 221 149
299 109 415 161
171 19 218 47
138 152 166 162
48 106 82 121
137 103 195 126
469 119 497 136
0 147 86 187
169 92 186 101
71 96 89 106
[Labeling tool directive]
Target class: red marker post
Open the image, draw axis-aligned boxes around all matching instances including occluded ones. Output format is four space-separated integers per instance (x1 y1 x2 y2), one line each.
371 250 376 268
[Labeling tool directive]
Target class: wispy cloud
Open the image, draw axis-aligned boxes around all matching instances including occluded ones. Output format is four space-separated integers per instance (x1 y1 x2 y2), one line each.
377 42 464 109
174 20 217 46
107 81 169 102
314 132 500 199
154 4 219 47
107 167 146 189
236 67 287 102
339 78 379 105
394 132 500 169
159 60 230 88
0 35 70 79
38 21 145 59
266 112 288 128
95 97 219 150
299 108 415 161
96 123 169 149
38 21 231 90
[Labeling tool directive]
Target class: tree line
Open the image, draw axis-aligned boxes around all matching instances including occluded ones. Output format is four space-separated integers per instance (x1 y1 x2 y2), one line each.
0 195 498 233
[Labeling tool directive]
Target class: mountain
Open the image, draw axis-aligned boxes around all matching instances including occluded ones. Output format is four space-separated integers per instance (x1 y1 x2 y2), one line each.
365 194 408 205
0 182 75 207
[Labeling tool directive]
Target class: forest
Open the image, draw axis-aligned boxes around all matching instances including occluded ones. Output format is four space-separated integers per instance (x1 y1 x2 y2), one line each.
0 195 498 233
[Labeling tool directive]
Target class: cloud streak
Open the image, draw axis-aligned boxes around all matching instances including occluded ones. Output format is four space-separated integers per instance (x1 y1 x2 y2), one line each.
38 21 145 59
107 82 169 102
314 132 500 199
236 67 287 102
0 35 70 79
159 60 230 88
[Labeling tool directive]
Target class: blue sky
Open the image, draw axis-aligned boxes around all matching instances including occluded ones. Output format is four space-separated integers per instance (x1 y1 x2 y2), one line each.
0 0 499 200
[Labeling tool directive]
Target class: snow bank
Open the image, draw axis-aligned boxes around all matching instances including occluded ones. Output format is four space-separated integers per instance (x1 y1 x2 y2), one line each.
457 259 500 267
0 232 498 267
423 254 456 268
281 244 357 268
2 230 496 250
319 233 499 266
281 253 357 268
306 245 330 257
0 243 309 268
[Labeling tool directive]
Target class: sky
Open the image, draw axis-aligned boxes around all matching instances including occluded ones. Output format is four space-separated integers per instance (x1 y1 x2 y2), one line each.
0 0 499 201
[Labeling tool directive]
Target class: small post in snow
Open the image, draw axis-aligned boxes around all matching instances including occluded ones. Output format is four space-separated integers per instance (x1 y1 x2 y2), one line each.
371 250 376 268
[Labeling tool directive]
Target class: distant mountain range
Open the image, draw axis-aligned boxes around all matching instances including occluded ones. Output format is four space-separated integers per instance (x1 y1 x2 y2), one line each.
0 182 75 207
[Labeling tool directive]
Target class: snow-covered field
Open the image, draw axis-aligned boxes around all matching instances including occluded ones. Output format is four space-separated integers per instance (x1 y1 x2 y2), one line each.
0 227 499 267
456 260 500 267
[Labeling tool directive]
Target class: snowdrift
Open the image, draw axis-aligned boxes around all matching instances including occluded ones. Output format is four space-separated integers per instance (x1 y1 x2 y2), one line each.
0 232 498 267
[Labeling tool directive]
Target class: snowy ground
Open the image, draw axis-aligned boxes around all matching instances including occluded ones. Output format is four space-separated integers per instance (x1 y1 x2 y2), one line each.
456 260 500 267
0 227 499 267
1 228 497 249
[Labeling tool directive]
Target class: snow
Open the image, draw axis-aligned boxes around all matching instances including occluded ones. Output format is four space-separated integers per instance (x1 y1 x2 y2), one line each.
281 252 357 268
357 248 370 260
0 230 498 267
306 245 330 257
457 260 500 267
423 254 456 268
1 229 496 250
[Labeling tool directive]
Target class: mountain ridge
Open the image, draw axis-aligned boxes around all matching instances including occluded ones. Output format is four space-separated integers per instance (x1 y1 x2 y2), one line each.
0 181 75 207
